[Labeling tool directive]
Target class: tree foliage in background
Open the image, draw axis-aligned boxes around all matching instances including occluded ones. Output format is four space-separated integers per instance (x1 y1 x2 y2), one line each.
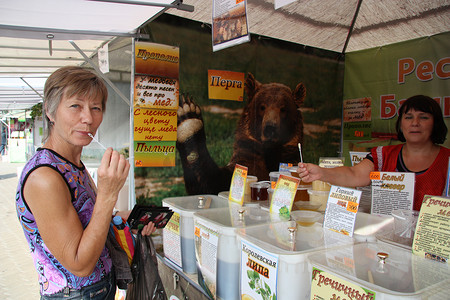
30 102 42 121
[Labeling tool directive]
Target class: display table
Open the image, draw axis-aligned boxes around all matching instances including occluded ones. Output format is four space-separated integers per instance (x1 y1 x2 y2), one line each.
157 253 212 300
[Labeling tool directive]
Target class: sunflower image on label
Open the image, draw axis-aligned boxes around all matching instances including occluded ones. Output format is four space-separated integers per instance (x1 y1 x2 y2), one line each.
270 174 299 219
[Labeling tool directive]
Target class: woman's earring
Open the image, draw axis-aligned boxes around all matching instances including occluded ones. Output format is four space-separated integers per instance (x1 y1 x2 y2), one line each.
49 121 54 126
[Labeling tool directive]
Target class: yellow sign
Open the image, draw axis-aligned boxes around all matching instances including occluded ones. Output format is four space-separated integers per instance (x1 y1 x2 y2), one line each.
208 70 244 101
412 195 450 263
270 174 299 218
133 75 179 109
310 267 376 300
134 141 176 167
133 108 177 141
133 41 179 167
229 164 248 205
166 212 180 235
135 41 179 79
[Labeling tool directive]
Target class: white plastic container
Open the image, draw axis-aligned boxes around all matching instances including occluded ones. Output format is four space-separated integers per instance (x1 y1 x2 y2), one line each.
237 220 356 300
193 205 272 300
353 212 394 242
307 242 450 299
162 195 229 274
308 189 329 211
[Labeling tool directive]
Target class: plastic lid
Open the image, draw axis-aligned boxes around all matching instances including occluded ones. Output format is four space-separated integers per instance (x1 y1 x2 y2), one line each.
162 195 228 212
307 242 450 295
113 215 123 226
194 206 271 233
237 220 354 255
307 189 330 195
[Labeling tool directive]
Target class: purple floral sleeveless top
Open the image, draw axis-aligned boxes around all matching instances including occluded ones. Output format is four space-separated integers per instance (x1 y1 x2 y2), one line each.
16 148 112 295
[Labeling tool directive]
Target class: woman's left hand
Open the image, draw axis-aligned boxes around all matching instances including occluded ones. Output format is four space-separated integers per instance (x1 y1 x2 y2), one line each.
115 210 157 236
139 221 156 236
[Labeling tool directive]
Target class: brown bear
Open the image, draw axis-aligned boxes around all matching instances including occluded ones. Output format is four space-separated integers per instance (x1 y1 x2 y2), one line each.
176 73 306 195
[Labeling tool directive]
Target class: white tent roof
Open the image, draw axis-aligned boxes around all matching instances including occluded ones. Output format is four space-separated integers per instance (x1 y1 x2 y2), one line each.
0 0 185 112
1 0 449 112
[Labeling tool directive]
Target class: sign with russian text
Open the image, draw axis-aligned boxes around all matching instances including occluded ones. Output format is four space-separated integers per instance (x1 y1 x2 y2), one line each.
208 70 244 101
349 151 370 166
229 164 248 205
135 41 179 79
412 195 450 263
319 157 345 168
342 32 450 166
323 186 362 237
241 240 278 300
133 108 177 141
370 171 415 215
133 41 179 167
310 267 376 300
270 174 299 219
133 75 179 109
162 211 182 268
194 218 219 298
133 141 176 167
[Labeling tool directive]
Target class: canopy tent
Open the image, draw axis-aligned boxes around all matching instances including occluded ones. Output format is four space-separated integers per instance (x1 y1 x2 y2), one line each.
0 0 449 112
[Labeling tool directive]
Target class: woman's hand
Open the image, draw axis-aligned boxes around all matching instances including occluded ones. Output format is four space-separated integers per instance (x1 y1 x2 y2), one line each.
96 148 130 206
115 210 157 236
139 222 156 236
297 162 323 183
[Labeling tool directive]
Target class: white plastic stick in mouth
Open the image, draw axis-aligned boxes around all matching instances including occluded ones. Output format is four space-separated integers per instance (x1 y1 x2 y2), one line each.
298 143 303 163
88 133 107 150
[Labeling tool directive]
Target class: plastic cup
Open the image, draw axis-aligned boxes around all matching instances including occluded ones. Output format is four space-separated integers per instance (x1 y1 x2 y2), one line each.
392 209 419 245
290 210 321 227
250 181 270 201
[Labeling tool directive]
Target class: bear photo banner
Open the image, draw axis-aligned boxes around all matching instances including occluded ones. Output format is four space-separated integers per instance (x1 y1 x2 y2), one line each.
133 41 179 167
134 14 344 206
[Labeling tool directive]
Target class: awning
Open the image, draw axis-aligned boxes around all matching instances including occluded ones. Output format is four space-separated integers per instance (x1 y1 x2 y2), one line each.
0 0 191 112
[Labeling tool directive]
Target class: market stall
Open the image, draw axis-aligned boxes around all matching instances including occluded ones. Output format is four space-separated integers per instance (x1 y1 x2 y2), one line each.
0 1 449 300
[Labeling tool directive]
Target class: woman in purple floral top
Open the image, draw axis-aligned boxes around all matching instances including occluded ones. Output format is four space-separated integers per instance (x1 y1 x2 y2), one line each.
16 66 155 299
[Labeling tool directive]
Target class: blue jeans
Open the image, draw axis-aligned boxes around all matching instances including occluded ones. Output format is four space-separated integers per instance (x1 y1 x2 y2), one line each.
40 271 116 300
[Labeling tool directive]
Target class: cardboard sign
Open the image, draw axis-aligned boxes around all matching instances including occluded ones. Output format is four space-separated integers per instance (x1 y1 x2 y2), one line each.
319 157 345 168
241 240 278 300
229 164 248 205
323 185 362 237
270 174 299 219
310 267 376 300
208 70 244 101
370 171 415 215
412 195 450 263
